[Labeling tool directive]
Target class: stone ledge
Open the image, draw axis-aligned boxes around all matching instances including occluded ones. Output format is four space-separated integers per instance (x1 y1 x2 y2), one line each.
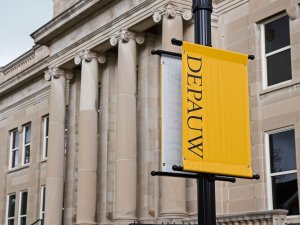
183 210 288 225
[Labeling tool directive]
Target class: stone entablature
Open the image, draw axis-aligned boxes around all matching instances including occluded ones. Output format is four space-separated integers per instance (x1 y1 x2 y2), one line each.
0 45 49 85
0 0 251 88
31 0 192 65
29 0 254 71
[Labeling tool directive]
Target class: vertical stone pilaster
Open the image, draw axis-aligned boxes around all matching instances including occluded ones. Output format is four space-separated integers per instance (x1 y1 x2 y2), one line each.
74 50 106 225
63 69 79 225
44 67 72 225
97 53 118 224
153 4 192 219
110 29 144 223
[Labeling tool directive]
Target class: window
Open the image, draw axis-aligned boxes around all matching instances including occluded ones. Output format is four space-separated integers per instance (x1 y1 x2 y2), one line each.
10 129 19 169
265 128 299 215
18 191 28 225
22 124 31 165
262 15 292 87
6 194 16 225
42 116 49 159
40 186 46 225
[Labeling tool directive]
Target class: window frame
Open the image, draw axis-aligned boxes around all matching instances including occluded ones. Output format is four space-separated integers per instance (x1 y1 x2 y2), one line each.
260 14 292 89
9 129 19 170
6 193 16 225
264 126 298 212
22 123 31 165
42 116 49 160
18 190 28 225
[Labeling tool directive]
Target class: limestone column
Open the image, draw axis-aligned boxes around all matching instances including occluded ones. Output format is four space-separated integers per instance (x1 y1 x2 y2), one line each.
44 67 72 225
153 4 192 218
74 50 106 225
110 29 144 223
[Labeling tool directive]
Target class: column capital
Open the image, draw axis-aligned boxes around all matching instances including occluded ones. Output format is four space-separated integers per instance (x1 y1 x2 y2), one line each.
110 29 145 46
74 49 106 65
44 67 64 81
44 67 73 81
153 4 192 23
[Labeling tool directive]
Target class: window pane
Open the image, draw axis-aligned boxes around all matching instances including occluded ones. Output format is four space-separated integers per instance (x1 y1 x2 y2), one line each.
12 131 19 149
42 188 46 211
24 145 30 164
45 117 49 136
267 49 292 86
272 173 299 215
265 16 290 54
25 125 31 144
12 150 18 168
41 213 45 225
269 129 296 173
8 219 14 225
20 217 26 225
45 138 48 158
8 195 16 217
20 192 27 215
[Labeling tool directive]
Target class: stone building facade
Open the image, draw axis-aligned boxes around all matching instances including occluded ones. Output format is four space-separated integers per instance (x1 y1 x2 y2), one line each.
0 0 300 225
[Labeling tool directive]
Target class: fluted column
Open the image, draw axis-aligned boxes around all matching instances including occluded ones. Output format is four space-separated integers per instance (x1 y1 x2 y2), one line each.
44 67 72 225
74 50 106 225
110 29 144 223
153 4 192 218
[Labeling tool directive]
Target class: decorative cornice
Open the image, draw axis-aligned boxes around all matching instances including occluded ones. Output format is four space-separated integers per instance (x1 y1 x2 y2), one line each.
153 4 193 23
31 0 111 45
0 58 48 98
74 49 106 65
0 45 49 85
0 72 4 83
44 67 67 81
110 29 145 46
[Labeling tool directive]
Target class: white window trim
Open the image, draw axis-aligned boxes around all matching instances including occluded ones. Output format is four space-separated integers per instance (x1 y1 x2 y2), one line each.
265 45 291 58
42 116 49 160
18 190 27 225
9 129 19 170
260 13 291 89
6 193 16 225
264 126 295 210
40 186 45 223
22 124 31 166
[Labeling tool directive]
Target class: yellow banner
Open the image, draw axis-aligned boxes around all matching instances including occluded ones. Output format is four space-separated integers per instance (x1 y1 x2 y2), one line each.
182 41 253 178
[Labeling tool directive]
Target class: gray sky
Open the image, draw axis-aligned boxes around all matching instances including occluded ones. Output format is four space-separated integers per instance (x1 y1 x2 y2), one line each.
0 0 53 66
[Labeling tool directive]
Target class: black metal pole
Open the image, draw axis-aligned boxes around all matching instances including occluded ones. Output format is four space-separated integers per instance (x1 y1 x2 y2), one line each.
193 0 212 46
192 1 214 225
